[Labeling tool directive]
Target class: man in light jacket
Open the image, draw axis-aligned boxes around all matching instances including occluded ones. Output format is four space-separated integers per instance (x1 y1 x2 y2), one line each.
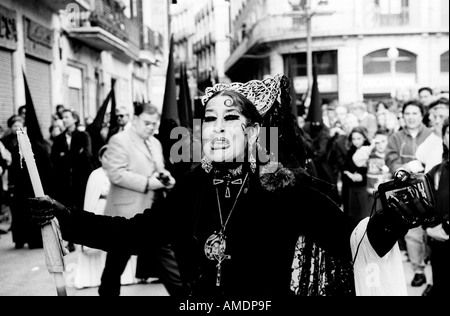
385 100 433 288
100 102 182 296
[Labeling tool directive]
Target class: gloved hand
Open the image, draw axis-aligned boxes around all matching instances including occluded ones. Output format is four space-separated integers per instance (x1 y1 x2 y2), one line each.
29 195 71 227
386 169 435 228
367 169 435 257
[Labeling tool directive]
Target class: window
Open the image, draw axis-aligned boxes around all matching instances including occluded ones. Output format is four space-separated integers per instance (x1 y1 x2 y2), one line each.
285 51 337 77
363 48 416 75
378 0 403 14
374 0 409 26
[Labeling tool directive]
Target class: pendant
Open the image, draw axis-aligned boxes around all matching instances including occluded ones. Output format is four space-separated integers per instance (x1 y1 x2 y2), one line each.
204 231 231 286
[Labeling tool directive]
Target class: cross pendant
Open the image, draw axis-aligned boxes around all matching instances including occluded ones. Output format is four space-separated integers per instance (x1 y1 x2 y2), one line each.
216 262 222 287
215 254 231 287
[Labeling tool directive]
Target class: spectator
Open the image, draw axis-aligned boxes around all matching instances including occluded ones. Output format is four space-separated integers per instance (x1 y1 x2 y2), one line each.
53 104 65 121
423 118 449 296
416 98 449 173
1 114 49 249
18 105 26 121
73 145 139 289
418 87 435 127
385 100 433 287
353 131 391 207
375 101 389 114
0 140 11 233
106 106 131 142
327 113 359 209
350 102 377 140
343 127 370 220
99 102 182 297
51 109 94 212
48 120 64 145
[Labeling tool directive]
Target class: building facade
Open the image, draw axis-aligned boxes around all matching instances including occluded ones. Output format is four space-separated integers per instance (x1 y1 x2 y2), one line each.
171 0 231 116
0 0 168 137
225 0 449 106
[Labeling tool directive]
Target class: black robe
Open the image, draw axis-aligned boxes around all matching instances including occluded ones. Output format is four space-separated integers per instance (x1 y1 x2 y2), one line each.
60 164 360 297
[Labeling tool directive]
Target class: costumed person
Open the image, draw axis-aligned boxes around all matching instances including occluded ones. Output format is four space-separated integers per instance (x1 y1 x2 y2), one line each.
2 115 48 249
73 145 138 289
30 74 435 297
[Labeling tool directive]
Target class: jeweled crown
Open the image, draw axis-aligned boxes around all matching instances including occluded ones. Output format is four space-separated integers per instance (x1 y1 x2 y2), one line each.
201 74 283 116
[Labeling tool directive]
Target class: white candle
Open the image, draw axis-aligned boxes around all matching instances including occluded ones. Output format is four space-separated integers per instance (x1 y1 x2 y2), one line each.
17 130 45 196
17 129 67 296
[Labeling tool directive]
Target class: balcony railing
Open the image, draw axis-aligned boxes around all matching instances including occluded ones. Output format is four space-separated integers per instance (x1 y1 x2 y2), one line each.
230 14 307 52
141 26 164 52
367 6 410 27
71 0 128 42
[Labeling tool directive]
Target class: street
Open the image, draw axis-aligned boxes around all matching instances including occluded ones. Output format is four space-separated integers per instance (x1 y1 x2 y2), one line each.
0 212 168 296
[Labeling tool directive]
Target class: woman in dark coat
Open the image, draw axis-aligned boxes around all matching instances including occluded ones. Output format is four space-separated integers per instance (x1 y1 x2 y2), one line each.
30 75 432 297
343 127 371 221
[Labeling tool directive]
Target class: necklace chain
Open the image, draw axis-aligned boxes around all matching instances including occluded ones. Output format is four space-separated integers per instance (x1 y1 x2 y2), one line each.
215 172 249 232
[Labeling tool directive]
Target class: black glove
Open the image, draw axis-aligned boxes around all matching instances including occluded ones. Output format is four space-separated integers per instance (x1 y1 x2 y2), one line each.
388 169 435 228
367 169 435 257
29 195 71 227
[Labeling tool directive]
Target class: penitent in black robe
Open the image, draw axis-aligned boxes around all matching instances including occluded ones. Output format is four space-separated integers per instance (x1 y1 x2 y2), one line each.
60 164 361 297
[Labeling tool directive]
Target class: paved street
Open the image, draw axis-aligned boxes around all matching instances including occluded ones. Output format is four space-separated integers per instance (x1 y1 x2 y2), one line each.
0 214 430 297
0 213 168 296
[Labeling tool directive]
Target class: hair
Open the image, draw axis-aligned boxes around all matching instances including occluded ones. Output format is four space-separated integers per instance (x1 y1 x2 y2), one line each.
134 102 160 117
7 115 24 128
443 118 449 160
376 101 388 112
204 90 263 125
348 126 370 146
18 105 26 116
116 106 130 115
429 97 449 110
56 104 65 111
261 75 308 170
98 145 108 160
418 87 433 95
61 109 81 126
374 129 388 137
402 100 424 116
351 102 368 112
443 117 449 138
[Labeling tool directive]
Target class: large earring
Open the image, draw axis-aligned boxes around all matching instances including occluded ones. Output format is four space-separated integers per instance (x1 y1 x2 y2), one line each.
249 143 256 173
201 156 213 173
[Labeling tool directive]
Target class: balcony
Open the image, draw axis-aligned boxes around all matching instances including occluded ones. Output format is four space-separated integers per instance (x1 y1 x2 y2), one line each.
64 0 139 61
367 6 410 28
226 14 307 72
41 0 90 12
139 27 164 64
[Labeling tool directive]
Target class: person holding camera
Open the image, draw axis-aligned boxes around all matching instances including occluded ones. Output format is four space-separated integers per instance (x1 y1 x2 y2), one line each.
99 102 182 296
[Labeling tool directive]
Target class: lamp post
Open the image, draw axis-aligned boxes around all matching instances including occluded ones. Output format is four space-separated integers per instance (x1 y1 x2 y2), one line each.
287 0 333 97
387 47 399 99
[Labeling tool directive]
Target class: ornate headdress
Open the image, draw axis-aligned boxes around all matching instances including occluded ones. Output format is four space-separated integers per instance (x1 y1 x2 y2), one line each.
201 74 283 116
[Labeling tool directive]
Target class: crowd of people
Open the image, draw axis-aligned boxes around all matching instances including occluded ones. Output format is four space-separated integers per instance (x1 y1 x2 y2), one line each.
297 87 449 296
1 77 448 296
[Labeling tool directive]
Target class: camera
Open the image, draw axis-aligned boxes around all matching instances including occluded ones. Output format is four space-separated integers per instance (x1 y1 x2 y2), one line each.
157 173 171 186
377 172 434 214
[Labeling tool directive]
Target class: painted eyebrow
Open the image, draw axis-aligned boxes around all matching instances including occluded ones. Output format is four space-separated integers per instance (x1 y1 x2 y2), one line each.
225 108 240 114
